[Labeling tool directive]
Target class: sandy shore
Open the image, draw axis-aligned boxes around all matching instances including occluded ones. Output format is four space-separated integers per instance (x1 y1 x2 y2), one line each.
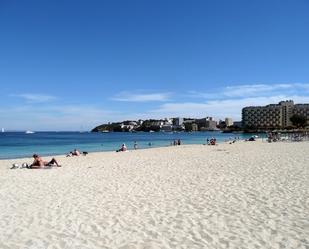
0 141 308 249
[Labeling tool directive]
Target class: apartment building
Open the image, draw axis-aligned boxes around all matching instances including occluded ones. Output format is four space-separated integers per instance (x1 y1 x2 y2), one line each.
242 100 309 128
293 104 309 125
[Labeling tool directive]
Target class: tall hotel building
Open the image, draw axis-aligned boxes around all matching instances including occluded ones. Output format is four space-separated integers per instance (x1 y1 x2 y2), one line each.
242 100 309 129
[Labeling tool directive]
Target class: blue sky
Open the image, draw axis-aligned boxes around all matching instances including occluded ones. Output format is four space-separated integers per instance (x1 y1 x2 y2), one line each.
1 0 309 131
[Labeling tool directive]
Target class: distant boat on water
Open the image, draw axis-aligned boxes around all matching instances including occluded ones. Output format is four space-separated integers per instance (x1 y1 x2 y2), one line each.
25 130 35 134
1 128 4 133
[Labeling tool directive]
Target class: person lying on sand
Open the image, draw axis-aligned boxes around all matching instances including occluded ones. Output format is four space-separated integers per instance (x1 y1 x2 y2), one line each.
30 154 61 168
66 149 81 157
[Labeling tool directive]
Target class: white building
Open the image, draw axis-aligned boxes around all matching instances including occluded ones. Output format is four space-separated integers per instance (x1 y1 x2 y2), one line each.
225 118 233 127
174 117 184 126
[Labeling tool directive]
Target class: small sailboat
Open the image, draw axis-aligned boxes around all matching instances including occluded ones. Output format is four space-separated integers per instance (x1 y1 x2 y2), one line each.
25 130 35 134
1 128 4 133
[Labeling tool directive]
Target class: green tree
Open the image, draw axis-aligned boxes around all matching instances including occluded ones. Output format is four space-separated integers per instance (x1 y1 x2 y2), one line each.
290 114 307 128
184 123 193 132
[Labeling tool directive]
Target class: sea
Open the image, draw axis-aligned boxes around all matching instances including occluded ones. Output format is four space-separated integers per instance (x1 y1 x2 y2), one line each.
0 131 261 159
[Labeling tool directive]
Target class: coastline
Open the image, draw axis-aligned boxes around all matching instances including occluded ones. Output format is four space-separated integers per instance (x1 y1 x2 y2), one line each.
0 139 251 164
0 141 308 248
0 143 174 163
0 131 259 160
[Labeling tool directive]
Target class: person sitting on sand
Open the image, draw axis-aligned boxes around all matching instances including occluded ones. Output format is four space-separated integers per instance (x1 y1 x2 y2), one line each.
116 143 127 152
209 138 216 145
72 149 80 156
30 154 61 168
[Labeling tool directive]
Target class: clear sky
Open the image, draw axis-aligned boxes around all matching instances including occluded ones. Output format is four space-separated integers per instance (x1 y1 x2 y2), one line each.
1 0 309 131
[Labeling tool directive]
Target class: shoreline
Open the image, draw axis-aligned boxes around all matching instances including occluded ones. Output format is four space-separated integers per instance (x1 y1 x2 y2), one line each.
0 131 261 160
0 137 303 163
1 143 202 164
1 138 256 163
0 143 175 162
0 138 305 167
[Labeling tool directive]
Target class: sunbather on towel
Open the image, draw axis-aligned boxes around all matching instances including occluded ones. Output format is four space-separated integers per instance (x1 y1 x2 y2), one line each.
66 149 81 157
30 154 61 168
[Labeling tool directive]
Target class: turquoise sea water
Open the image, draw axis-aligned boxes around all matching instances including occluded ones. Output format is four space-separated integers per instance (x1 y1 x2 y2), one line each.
0 131 260 159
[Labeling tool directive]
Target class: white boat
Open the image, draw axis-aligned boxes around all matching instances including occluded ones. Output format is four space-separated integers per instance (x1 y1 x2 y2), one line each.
1 128 4 133
25 130 35 134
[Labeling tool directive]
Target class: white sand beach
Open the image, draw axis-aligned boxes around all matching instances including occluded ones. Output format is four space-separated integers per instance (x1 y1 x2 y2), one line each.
0 140 308 249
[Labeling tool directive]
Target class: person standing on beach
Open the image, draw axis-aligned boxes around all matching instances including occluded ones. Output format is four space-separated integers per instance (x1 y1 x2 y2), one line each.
134 141 138 150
